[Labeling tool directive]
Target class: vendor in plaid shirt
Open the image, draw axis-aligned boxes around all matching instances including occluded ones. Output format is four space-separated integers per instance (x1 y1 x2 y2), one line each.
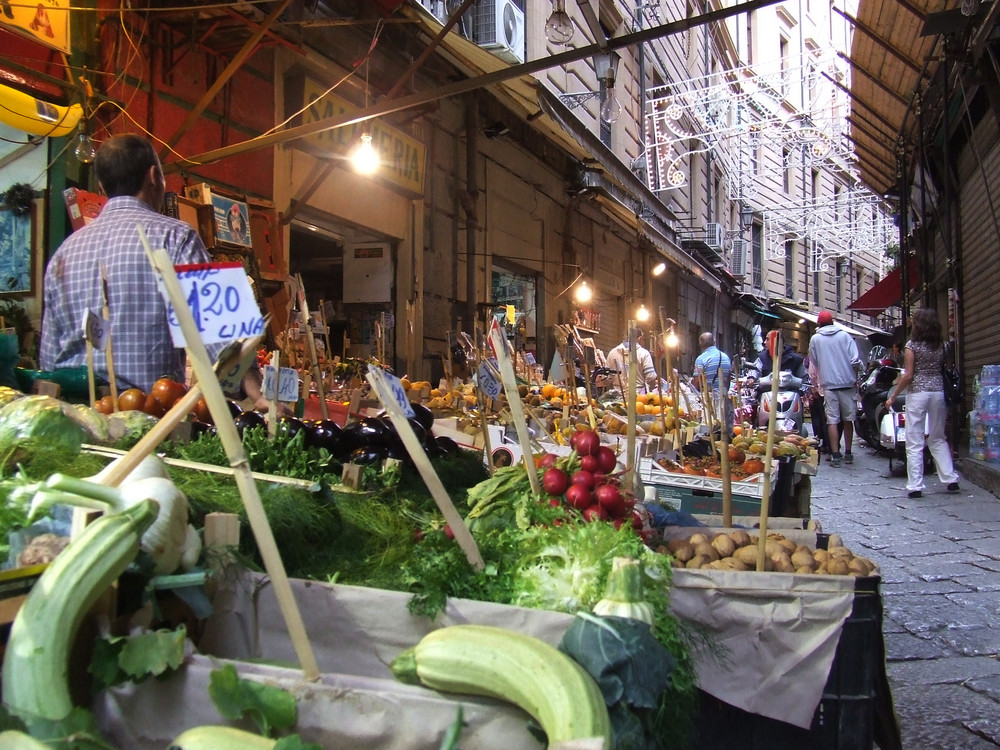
40 134 268 406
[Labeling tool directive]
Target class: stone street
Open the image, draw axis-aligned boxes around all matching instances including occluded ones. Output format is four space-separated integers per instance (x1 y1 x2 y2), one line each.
811 441 1000 749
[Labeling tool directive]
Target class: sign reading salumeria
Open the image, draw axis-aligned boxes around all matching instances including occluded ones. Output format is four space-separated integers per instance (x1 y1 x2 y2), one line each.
164 263 264 347
302 79 426 195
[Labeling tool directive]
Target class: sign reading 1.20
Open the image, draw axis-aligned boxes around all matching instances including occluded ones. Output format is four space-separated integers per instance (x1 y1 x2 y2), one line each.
165 263 265 347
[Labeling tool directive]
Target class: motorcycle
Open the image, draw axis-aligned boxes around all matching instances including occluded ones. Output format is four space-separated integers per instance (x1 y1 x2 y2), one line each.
855 346 904 455
755 370 808 435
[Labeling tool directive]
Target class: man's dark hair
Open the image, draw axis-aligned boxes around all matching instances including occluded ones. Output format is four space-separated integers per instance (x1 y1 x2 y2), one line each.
95 134 159 198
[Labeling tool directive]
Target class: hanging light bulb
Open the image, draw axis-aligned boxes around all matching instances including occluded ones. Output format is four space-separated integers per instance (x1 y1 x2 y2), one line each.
651 262 666 276
545 0 574 44
573 280 592 304
74 127 96 164
600 87 622 124
636 304 650 322
351 131 379 175
666 329 679 348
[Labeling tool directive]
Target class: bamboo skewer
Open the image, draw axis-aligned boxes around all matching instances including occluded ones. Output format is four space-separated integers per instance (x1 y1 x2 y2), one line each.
142 232 319 682
268 349 280 439
295 274 328 420
490 328 542 496
86 340 97 408
625 322 637 492
100 278 119 411
755 329 782 573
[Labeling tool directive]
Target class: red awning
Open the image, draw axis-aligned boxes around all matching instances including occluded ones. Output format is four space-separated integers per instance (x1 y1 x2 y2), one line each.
847 258 921 317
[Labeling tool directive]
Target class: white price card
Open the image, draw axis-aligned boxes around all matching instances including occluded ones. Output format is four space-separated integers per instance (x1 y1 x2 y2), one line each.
367 367 415 418
163 263 264 347
523 351 536 365
214 339 259 395
81 309 109 351
263 365 300 403
477 361 502 400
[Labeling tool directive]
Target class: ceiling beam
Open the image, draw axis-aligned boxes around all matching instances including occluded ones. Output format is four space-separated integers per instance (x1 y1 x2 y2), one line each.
834 7 925 76
820 69 902 135
164 0 789 171
160 0 294 158
848 114 897 148
838 51 911 108
849 133 896 173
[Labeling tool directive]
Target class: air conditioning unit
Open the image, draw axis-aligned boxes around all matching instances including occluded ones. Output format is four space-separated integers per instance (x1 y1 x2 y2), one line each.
705 222 724 250
730 239 748 277
474 0 524 64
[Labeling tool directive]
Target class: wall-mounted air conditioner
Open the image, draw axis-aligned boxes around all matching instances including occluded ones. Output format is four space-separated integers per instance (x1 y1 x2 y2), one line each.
474 0 524 64
730 239 748 277
705 222 724 250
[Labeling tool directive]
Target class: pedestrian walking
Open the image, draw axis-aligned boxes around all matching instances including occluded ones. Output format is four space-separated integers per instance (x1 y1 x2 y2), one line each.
883 307 961 498
603 326 659 395
693 332 733 432
808 311 862 467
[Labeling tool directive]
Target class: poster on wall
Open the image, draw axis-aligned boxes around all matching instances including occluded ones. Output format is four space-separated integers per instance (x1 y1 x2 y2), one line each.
0 0 71 54
0 207 33 296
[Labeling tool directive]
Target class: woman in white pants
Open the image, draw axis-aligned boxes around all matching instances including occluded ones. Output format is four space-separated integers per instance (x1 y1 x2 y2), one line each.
885 307 960 498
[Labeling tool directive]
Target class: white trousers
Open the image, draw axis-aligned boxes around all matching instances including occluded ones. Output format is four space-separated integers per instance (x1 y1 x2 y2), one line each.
905 390 959 492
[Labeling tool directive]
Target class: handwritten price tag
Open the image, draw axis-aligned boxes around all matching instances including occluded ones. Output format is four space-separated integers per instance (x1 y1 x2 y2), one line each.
367 367 415 418
263 365 300 403
214 340 258 395
80 309 109 351
162 263 264 347
477 361 502 400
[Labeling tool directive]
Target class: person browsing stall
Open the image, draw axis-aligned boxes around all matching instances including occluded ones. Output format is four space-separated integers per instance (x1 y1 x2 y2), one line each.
40 134 271 408
604 326 659 395
694 332 733 431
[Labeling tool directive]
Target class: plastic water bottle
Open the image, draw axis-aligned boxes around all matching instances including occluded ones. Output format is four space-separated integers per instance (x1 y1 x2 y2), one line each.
971 413 987 461
988 387 1000 422
986 424 1000 463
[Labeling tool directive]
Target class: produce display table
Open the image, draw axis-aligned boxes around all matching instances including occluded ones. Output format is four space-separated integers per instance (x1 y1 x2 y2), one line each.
94 566 893 749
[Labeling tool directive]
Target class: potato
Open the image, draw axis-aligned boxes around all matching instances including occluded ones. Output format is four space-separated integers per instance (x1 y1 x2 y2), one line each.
686 553 712 569
688 533 709 547
770 551 792 568
773 557 796 573
719 556 749 571
671 557 685 568
827 558 850 576
694 542 721 562
777 538 797 554
705 560 726 570
814 563 829 574
813 549 830 565
711 534 736 558
670 541 695 563
764 539 785 558
828 533 844 548
791 548 815 570
733 546 759 567
795 565 816 574
667 538 691 554
854 556 877 574
848 557 873 576
728 529 752 548
829 546 854 560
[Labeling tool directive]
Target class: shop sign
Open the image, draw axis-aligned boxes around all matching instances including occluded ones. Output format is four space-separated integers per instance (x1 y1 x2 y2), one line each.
1 0 71 54
302 80 425 196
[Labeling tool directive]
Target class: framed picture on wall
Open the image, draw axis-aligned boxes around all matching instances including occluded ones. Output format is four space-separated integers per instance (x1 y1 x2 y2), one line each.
0 205 34 297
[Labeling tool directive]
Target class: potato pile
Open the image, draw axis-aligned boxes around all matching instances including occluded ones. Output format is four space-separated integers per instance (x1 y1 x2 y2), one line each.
658 530 878 577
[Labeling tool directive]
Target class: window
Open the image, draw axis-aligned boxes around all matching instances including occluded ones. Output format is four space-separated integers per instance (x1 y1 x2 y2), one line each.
752 223 763 291
779 37 789 97
783 148 791 193
812 242 821 306
785 240 795 298
812 169 821 200
834 185 841 221
836 260 845 312
746 12 754 65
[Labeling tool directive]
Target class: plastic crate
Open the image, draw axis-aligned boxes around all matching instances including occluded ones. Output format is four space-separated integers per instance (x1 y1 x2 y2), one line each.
691 576 882 750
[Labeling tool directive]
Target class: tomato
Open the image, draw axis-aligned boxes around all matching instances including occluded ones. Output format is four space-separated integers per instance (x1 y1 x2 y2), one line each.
191 397 212 423
151 377 188 411
143 392 166 418
118 388 146 412
94 395 115 414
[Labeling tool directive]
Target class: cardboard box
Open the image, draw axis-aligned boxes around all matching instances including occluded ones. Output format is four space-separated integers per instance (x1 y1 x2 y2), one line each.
63 187 106 231
167 194 214 248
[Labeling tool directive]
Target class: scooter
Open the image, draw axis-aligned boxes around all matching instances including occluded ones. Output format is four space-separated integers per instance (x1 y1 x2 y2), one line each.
855 348 903 453
756 370 807 435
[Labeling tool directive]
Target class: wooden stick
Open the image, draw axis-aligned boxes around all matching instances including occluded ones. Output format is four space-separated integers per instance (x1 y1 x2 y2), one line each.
699 372 717 457
756 329 782 573
318 299 332 365
625 322 637 492
366 367 484 570
142 232 319 682
100 279 119 412
295 274 328 420
268 349 280 439
490 328 542 496
471 322 495 475
86 340 97 408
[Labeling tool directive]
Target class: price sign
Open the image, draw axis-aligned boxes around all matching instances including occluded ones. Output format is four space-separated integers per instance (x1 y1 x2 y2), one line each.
367 366 415 418
263 365 300 403
523 351 536 365
477 361 502 400
162 263 264 347
81 309 109 351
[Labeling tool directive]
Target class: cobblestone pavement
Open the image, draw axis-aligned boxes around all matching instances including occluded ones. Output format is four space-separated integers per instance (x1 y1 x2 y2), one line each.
809 440 1000 749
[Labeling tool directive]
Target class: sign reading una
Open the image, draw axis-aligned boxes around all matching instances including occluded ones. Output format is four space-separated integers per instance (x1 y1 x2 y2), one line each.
163 263 264 347
302 80 426 196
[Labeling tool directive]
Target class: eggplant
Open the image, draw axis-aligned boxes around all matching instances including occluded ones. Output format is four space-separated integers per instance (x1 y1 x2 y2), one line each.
340 417 390 453
234 410 267 435
277 415 306 441
383 442 412 463
409 401 435 432
344 445 387 466
226 399 244 418
190 420 216 440
423 430 442 458
435 435 461 456
307 419 343 453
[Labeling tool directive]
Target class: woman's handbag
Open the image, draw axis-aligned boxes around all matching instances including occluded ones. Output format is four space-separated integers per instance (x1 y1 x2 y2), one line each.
942 342 964 406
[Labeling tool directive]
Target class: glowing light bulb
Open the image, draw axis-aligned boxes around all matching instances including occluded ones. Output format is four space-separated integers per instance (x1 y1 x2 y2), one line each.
545 0 574 45
574 280 592 304
75 131 96 164
652 262 666 276
666 331 679 348
600 89 622 124
352 132 378 175
636 304 650 322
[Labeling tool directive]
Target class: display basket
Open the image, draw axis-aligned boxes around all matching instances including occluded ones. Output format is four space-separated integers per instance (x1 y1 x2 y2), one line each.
640 456 775 498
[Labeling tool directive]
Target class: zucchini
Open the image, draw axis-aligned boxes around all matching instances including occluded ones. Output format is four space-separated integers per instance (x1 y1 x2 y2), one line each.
168 725 277 750
391 624 611 748
0 730 52 749
2 500 158 722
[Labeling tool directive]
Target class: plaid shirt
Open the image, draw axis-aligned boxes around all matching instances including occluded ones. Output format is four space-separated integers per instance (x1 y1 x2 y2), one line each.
40 196 211 392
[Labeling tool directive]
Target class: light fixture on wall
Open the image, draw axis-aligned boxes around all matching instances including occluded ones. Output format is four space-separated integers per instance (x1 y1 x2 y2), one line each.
351 57 379 176
636 303 650 322
651 262 666 276
664 317 679 348
574 279 593 304
545 0 574 44
739 201 755 231
596 51 622 124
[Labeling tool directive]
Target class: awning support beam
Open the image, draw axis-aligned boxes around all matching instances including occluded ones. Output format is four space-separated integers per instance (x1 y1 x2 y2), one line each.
834 8 926 76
